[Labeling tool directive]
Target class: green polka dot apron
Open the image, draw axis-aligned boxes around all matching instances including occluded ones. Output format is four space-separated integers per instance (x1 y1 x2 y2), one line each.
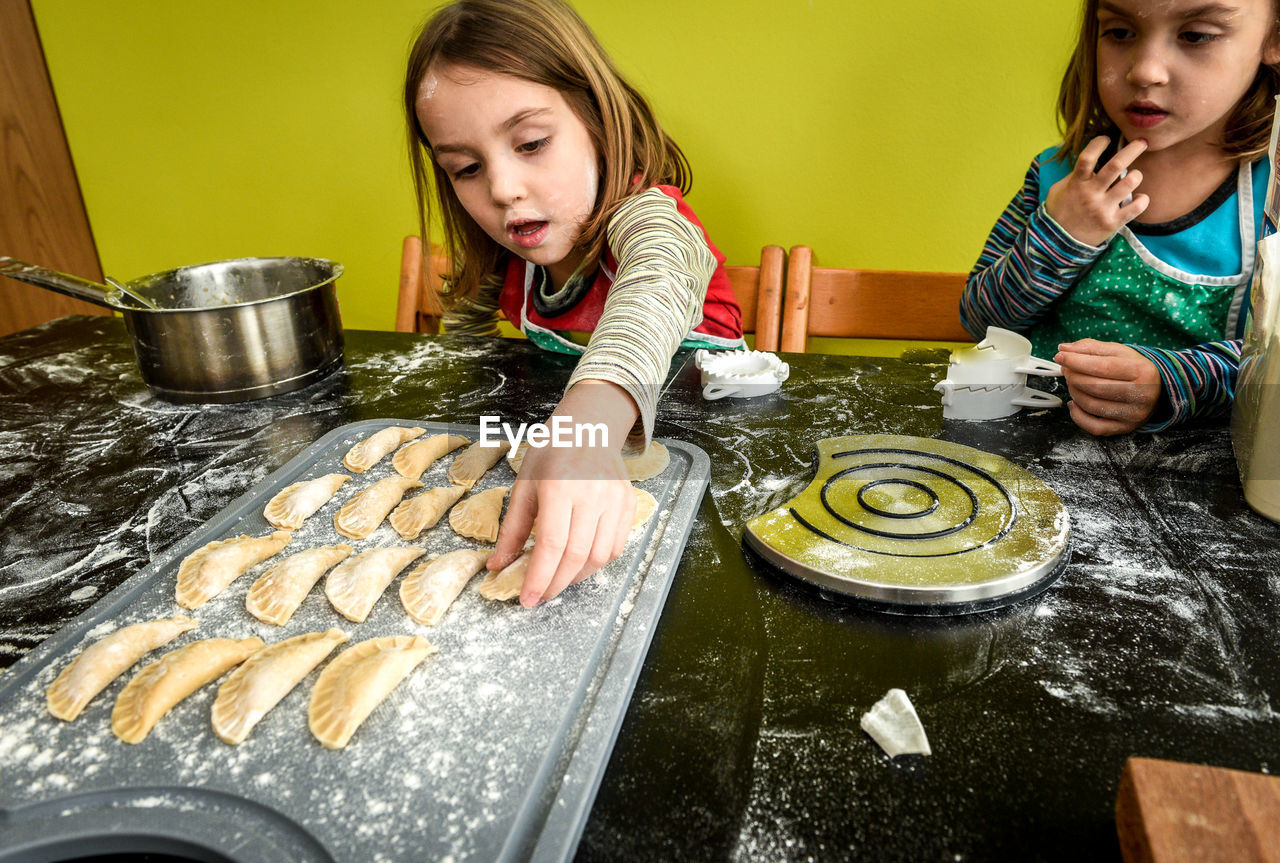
1027 162 1255 359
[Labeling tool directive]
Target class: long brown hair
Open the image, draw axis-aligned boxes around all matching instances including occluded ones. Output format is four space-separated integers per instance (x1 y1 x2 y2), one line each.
404 0 690 302
1056 0 1280 162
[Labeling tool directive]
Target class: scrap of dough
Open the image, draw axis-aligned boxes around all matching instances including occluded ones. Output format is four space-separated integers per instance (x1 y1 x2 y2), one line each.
448 440 511 489
47 615 197 721
309 635 436 749
448 486 509 543
388 485 467 540
325 546 426 623
334 476 423 540
175 531 291 610
245 544 354 626
508 440 669 481
400 548 493 625
212 629 348 744
343 426 425 473
632 488 657 530
477 550 531 602
860 688 931 757
263 474 350 530
623 441 670 481
393 434 470 480
111 637 263 744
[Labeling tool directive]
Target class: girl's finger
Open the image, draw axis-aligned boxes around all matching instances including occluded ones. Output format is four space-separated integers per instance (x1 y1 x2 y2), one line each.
1095 138 1148 186
1067 400 1136 436
1066 372 1151 406
1057 349 1140 380
1117 192 1150 224
583 508 620 585
1067 384 1147 422
1074 136 1111 176
491 478 537 571
540 507 601 602
520 495 573 607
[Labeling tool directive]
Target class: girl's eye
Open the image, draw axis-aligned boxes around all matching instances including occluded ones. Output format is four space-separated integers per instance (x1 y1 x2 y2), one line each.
517 137 550 154
1180 30 1219 45
1100 25 1134 42
452 163 480 180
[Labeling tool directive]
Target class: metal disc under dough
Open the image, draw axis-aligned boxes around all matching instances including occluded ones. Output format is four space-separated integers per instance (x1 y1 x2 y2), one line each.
743 434 1070 614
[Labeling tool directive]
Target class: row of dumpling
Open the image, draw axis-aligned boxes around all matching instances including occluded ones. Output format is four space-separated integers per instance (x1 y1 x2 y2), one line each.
172 429 521 623
177 533 531 627
48 616 433 749
267 429 511 541
173 426 665 623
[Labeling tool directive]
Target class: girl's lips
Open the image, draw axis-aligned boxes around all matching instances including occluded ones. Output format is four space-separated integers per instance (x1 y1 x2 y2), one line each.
1125 105 1168 129
507 220 549 249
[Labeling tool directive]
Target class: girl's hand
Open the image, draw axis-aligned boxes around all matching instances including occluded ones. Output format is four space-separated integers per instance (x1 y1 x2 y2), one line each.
1055 339 1162 435
489 380 638 607
1045 136 1150 246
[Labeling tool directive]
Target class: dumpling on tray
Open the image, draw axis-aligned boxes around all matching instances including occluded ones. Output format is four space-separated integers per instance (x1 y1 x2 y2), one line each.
447 440 510 490
448 486 508 543
334 476 423 540
478 550 531 602
393 434 469 480
112 637 263 744
343 426 425 473
212 629 348 744
47 615 197 721
400 548 493 625
263 474 350 530
325 547 426 623
175 531 291 610
388 485 466 540
245 544 354 626
309 635 436 749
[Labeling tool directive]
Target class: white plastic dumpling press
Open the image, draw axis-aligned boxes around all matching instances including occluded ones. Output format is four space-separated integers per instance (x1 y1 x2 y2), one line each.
695 350 790 400
933 327 1063 420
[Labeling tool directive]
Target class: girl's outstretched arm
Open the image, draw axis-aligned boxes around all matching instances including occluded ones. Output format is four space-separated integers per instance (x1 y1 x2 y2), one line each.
487 189 715 605
564 188 714 446
961 153 1112 339
490 380 638 607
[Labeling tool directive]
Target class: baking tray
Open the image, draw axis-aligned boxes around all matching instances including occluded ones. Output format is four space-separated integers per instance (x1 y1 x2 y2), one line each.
0 419 710 863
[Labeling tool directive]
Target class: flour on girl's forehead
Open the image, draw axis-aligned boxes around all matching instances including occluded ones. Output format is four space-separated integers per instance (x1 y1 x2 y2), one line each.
421 74 439 100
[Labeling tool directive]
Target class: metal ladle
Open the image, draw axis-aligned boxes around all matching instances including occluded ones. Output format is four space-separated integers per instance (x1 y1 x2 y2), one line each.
104 275 161 310
0 257 162 310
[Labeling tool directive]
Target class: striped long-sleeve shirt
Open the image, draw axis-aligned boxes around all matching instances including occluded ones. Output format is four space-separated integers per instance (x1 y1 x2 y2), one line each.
962 150 1249 432
443 188 722 446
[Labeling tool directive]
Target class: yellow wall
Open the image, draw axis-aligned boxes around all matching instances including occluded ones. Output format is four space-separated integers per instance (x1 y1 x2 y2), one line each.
31 1 1080 332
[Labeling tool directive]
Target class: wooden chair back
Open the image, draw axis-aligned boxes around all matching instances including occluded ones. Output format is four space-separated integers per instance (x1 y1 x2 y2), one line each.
398 236 787 348
396 235 447 334
779 245 971 352
725 244 785 351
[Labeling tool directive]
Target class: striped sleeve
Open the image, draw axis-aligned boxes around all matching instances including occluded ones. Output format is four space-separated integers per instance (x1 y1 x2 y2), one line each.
441 273 502 337
1130 340 1242 431
961 155 1108 338
566 188 714 446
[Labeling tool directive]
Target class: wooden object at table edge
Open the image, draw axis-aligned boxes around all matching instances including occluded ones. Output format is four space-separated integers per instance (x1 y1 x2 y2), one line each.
1116 756 1280 863
0 0 108 337
779 245 971 352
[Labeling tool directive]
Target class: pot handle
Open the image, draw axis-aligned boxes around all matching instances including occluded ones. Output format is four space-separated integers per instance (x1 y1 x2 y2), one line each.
0 256 122 310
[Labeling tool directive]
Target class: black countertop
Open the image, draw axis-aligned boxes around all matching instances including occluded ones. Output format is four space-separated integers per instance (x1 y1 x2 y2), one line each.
2 316 1277 862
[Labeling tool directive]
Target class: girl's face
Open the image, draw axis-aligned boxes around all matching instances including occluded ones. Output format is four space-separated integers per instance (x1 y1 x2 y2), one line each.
416 65 600 287
1096 0 1280 155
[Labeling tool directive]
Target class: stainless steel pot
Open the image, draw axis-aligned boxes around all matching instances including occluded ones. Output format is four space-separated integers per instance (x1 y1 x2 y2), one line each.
0 256 344 403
